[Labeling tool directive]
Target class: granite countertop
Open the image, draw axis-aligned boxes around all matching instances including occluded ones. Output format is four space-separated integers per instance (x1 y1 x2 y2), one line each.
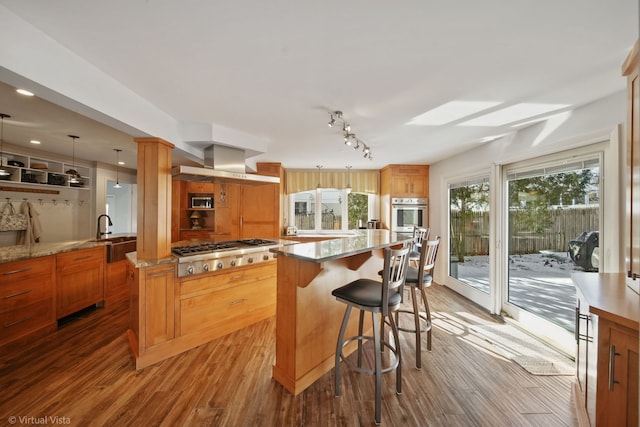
272 229 414 263
0 234 137 264
0 240 106 263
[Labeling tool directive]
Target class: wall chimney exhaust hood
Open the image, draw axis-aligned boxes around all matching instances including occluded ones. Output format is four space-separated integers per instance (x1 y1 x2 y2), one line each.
172 144 279 185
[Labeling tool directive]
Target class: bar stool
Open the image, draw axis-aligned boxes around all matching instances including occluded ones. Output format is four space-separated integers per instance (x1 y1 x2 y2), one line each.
409 226 430 266
332 245 411 425
397 236 440 369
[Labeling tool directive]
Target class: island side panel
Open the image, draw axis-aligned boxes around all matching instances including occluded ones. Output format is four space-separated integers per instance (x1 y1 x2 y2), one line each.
273 249 383 395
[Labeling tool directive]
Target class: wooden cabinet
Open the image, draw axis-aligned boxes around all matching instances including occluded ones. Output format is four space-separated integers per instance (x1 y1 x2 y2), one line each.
573 273 639 427
380 164 429 229
596 318 639 426
381 165 429 198
0 255 56 347
55 246 105 319
0 150 91 190
623 39 639 284
105 259 129 305
171 181 218 241
179 262 277 338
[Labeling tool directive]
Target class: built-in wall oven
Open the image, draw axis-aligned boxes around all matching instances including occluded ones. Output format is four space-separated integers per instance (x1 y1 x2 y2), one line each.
391 197 428 233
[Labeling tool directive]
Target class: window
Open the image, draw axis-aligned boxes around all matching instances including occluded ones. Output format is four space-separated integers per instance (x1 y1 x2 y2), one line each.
289 189 371 232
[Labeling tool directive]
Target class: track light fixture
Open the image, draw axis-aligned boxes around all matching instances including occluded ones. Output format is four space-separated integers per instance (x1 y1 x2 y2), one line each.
326 110 372 160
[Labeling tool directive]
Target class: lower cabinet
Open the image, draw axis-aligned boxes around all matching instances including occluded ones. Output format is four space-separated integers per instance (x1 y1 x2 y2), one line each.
179 263 277 338
0 255 56 347
105 259 129 305
596 318 639 426
55 246 105 319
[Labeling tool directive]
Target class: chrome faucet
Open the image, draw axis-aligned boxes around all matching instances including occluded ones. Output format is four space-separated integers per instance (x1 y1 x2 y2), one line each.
96 214 113 240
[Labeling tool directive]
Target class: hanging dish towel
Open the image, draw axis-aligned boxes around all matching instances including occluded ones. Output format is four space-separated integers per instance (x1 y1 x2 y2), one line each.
0 202 28 231
16 201 42 244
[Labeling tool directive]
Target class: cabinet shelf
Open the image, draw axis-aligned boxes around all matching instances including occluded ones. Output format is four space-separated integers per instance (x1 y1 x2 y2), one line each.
0 151 91 190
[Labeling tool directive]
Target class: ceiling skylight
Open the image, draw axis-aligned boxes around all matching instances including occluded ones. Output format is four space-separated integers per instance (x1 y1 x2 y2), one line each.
458 103 571 127
406 100 502 126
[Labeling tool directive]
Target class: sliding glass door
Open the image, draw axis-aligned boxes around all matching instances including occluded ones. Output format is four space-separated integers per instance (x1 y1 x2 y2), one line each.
503 156 600 347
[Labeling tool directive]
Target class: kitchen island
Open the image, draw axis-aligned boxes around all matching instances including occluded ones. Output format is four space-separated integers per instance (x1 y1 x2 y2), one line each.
271 229 414 395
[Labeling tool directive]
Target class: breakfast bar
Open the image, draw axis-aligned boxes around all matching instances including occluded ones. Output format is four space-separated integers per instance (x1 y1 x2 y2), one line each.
271 229 413 395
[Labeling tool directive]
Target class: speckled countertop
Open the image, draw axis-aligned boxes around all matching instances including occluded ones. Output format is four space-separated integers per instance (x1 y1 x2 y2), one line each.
0 240 107 263
271 229 414 263
0 234 137 264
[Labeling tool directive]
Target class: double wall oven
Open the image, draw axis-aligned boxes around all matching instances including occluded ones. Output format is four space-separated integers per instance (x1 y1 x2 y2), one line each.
391 197 428 233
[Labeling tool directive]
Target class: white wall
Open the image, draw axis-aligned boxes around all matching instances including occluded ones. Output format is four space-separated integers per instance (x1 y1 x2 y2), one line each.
429 90 627 285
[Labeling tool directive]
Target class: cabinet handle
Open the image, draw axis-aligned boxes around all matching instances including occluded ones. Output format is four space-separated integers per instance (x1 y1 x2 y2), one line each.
230 298 248 306
74 255 93 261
608 344 620 391
574 307 580 342
4 316 31 328
2 267 32 276
3 289 32 299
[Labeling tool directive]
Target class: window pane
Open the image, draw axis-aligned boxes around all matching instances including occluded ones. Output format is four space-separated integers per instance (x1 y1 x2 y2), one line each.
348 192 369 229
320 189 341 230
293 191 316 231
449 179 490 293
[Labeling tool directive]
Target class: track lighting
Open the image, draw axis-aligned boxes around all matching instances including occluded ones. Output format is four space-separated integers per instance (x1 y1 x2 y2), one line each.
326 110 372 160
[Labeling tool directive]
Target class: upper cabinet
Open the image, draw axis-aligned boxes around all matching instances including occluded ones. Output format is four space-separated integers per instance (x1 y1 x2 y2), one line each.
623 39 639 284
380 165 429 198
0 151 91 190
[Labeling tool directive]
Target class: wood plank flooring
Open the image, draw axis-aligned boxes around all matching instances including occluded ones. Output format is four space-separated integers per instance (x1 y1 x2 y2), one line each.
0 284 579 426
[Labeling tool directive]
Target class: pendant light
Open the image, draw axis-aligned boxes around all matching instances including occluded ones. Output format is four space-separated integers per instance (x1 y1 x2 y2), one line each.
66 135 82 184
0 113 11 177
345 165 352 194
316 165 323 194
113 149 122 188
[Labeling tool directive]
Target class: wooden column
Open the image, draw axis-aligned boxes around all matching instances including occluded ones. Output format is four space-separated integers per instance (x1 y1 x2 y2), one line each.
134 137 174 261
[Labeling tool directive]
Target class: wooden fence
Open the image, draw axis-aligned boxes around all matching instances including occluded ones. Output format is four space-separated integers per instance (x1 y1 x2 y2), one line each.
451 206 599 256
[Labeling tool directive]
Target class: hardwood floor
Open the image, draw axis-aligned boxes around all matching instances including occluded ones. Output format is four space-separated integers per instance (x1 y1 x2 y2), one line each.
0 284 579 426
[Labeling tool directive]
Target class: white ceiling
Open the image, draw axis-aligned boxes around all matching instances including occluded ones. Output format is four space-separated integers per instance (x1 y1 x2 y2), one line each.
0 1 637 170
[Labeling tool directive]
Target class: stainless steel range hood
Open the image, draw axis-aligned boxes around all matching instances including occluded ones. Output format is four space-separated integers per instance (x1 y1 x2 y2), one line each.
172 145 280 185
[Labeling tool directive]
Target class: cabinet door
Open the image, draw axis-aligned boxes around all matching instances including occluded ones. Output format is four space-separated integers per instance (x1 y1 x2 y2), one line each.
56 247 105 318
240 183 279 238
140 264 176 348
597 319 639 426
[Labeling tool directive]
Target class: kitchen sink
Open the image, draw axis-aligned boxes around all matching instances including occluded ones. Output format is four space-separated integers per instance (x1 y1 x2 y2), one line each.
93 236 137 262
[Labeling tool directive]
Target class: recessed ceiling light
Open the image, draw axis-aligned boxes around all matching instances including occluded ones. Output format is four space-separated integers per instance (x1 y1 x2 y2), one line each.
458 103 571 127
16 89 34 96
406 100 502 126
30 140 41 145
118 161 125 165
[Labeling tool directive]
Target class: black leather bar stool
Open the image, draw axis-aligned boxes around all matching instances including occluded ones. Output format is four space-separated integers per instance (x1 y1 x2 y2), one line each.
397 236 440 369
332 245 411 425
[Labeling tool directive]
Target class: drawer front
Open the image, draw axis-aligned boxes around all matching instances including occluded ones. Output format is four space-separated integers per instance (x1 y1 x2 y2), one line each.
180 263 276 296
0 274 54 313
0 298 55 345
180 278 276 336
56 246 105 267
0 255 55 280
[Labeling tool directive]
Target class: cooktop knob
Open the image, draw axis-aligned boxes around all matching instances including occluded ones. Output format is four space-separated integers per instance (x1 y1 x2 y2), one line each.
230 260 236 267
248 257 253 263
187 265 194 275
217 262 223 269
263 254 269 261
203 264 209 272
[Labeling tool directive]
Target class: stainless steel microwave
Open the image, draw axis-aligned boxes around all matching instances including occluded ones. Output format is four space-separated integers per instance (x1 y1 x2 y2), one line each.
190 196 213 208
